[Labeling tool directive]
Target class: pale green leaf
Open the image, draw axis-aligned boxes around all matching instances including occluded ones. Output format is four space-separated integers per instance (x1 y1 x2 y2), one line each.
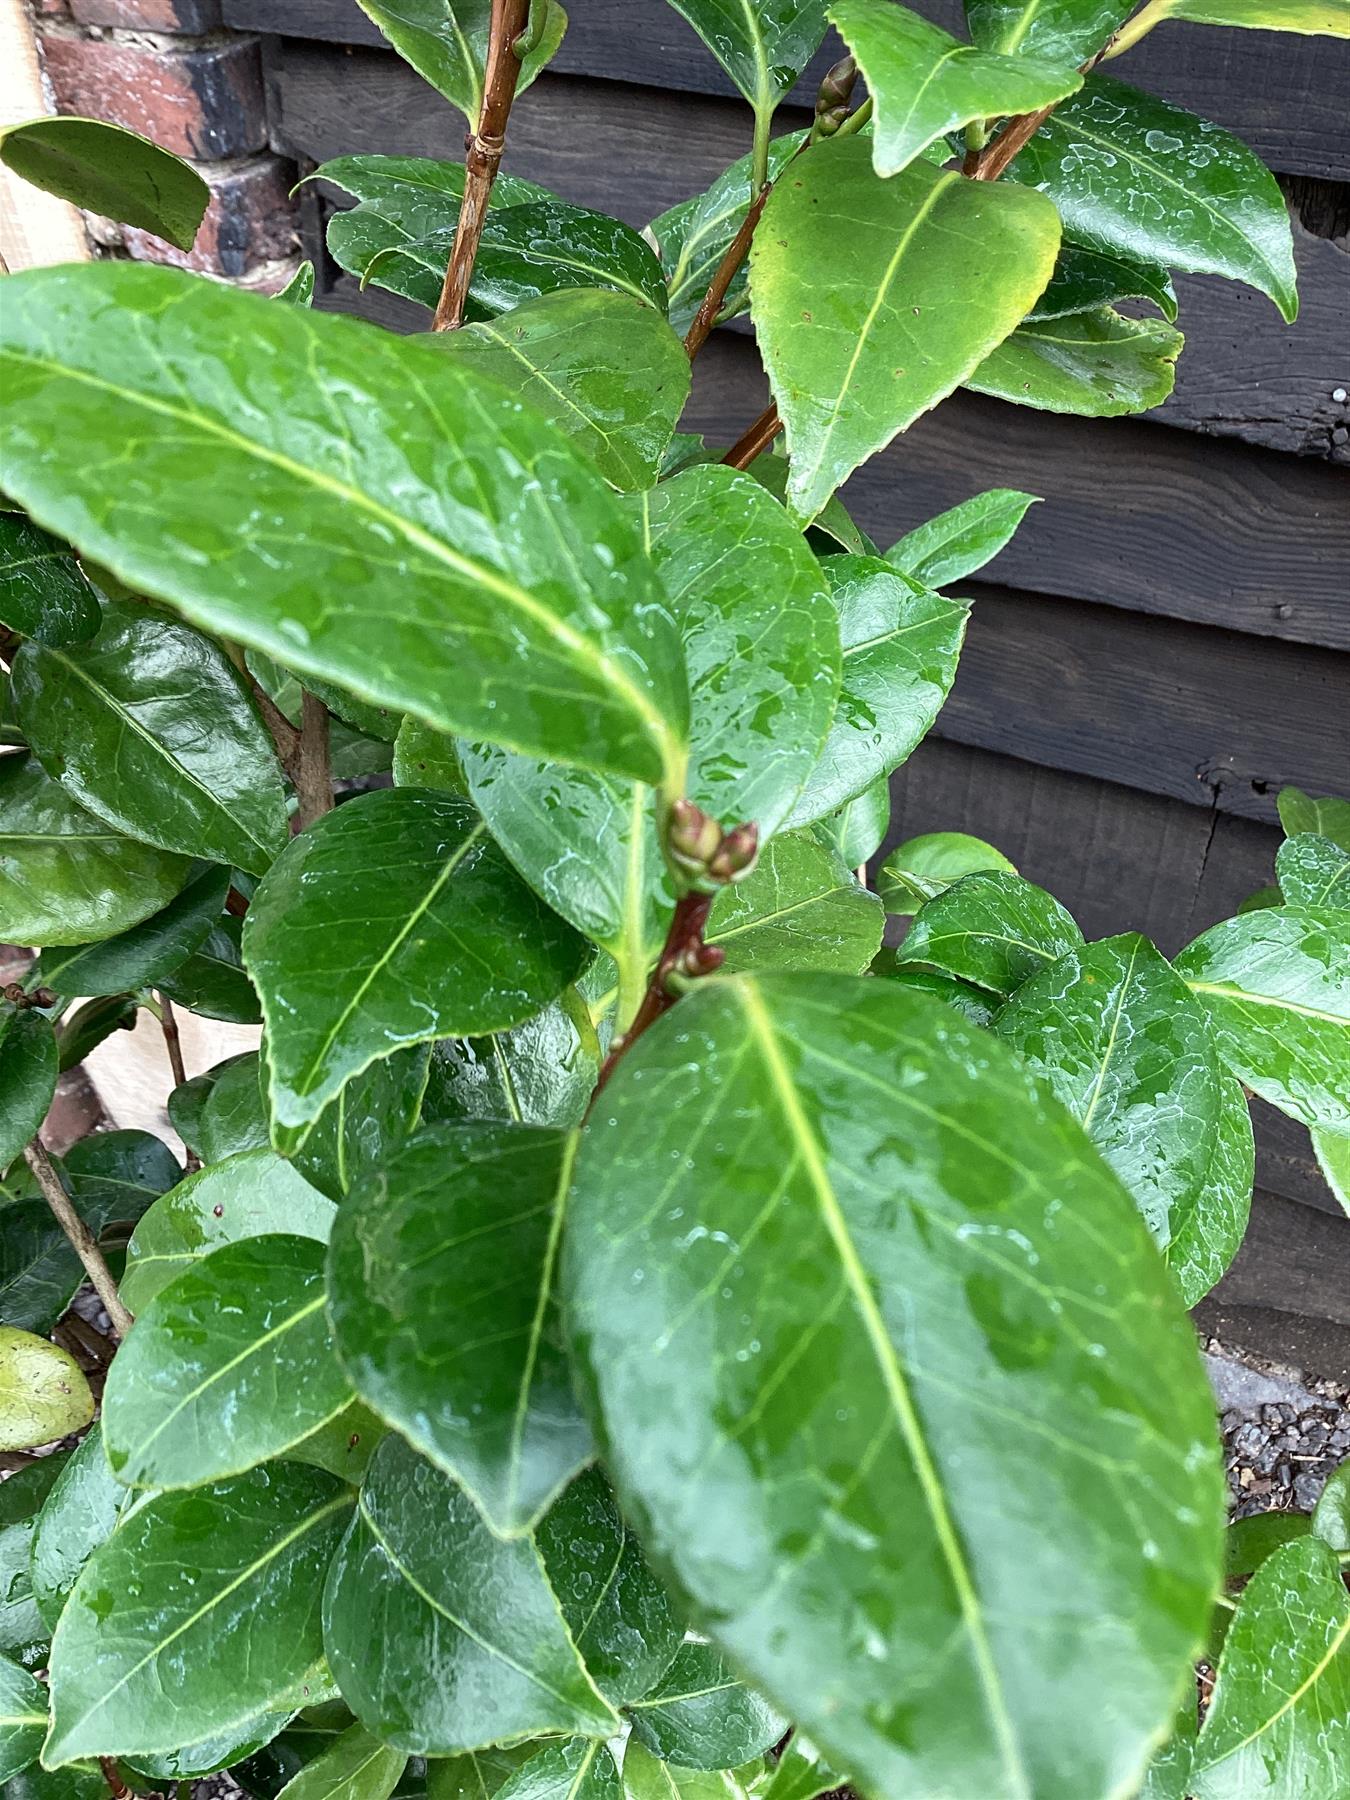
0 1326 93 1452
965 0 1140 67
0 116 207 250
704 829 884 974
1277 832 1350 907
877 830 1016 914
1278 786 1350 851
968 307 1184 416
664 0 830 112
275 1719 407 1800
885 492 1039 589
1312 1126 1350 1216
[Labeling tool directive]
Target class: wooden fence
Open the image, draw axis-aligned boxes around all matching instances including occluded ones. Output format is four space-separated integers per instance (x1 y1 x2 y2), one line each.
233 0 1349 1379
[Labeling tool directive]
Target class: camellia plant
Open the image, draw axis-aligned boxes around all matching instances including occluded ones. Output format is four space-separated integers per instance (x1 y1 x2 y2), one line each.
1 0 1348 1794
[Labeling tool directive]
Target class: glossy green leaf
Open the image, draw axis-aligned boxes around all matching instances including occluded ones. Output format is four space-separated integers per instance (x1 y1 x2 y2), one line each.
742 450 875 557
0 754 190 947
1225 1510 1312 1580
0 1650 47 1783
1028 241 1178 323
1277 832 1350 907
287 1400 386 1487
626 1642 784 1769
1122 0 1350 40
431 289 690 490
121 1705 298 1783
424 999 600 1132
426 1741 542 1800
493 1739 621 1800
704 829 883 974
196 1052 270 1163
664 0 829 112
0 1452 69 1654
291 1044 430 1202
121 1149 335 1313
1175 907 1350 1129
1137 1696 1197 1800
996 933 1254 1302
316 153 550 215
877 830 1016 916
1190 1535 1350 1797
1278 785 1350 851
53 993 138 1073
0 1326 93 1451
275 1720 407 1800
158 915 261 1024
821 776 890 869
30 1429 132 1632
31 865 230 1001
352 0 566 123
1312 1126 1350 1216
3 1766 106 1800
964 0 1138 67
392 715 467 793
649 134 806 334
44 1463 352 1766
0 512 99 646
0 1008 56 1173
893 868 1083 995
12 600 289 875
0 116 207 250
621 1741 768 1800
246 788 587 1145
753 1741 837 1800
1006 75 1298 322
830 0 1082 176
872 957 1001 1026
567 972 1223 1800
785 556 967 826
0 263 689 790
322 1436 618 1753
103 1234 353 1490
1312 1457 1350 1548
1161 1070 1254 1304
752 136 1061 522
276 260 316 306
969 307 1184 415
328 1122 592 1536
535 1466 683 1705
885 491 1038 590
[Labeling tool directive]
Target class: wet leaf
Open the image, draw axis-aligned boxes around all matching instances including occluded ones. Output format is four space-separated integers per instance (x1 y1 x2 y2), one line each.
704 829 884 975
820 776 891 870
32 865 231 1001
291 1045 430 1202
158 914 261 1024
1277 832 1350 907
276 260 315 306
1277 785 1350 851
885 492 1039 590
876 830 1016 916
322 1436 618 1753
968 307 1184 416
626 1642 785 1770
196 1053 270 1163
0 1326 93 1451
621 1741 768 1800
30 1429 134 1632
0 1650 47 1783
566 972 1222 1799
0 512 99 646
1312 1457 1350 1548
1125 0 1350 37
352 0 566 124
1312 1126 1350 1217
0 1008 56 1174
0 116 207 250
274 1719 407 1799
892 868 1083 995
964 0 1138 63
664 0 829 112
0 1453 70 1654
1028 241 1178 323
392 716 467 794
424 1000 600 1133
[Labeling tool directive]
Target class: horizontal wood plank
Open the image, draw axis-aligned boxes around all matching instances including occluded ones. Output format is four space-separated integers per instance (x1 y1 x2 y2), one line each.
1195 1189 1350 1379
241 0 1350 179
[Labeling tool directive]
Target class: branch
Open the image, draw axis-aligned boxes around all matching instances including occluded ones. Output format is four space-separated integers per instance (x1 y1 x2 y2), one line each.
433 0 532 331
248 671 302 768
968 100 1059 182
592 890 719 1101
23 1138 134 1339
153 992 199 1172
723 400 783 470
292 691 333 831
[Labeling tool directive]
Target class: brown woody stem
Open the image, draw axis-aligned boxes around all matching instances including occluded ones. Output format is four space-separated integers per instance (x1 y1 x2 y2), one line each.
24 1137 134 1339
154 992 199 1172
292 691 334 830
723 400 783 470
248 672 302 768
684 183 774 359
592 890 716 1101
969 101 1058 182
433 0 531 331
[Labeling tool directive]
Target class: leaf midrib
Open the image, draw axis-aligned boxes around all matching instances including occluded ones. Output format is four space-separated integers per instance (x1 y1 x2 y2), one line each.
1193 1603 1350 1771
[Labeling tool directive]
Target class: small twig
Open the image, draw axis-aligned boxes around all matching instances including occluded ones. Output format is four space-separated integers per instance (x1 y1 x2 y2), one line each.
156 991 189 1089
99 1759 134 1799
684 183 775 359
23 1138 133 1339
592 890 718 1101
433 0 531 331
723 400 783 470
247 671 302 768
969 101 1059 182
292 692 334 831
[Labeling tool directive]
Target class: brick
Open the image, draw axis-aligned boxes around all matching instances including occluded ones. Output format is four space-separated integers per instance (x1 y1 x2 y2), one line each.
40 27 266 160
122 151 298 277
68 0 221 27
30 0 70 16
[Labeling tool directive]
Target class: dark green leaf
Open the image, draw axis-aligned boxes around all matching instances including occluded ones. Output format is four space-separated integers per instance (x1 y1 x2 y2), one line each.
492 1739 621 1800
1162 1071 1254 1305
54 993 138 1073
322 1436 618 1753
328 1122 592 1536
536 1467 683 1706
649 134 806 334
968 307 1183 416
0 754 190 947
876 830 1016 915
0 1326 92 1451
121 1148 335 1313
425 1741 541 1800
0 116 207 250
121 1708 297 1784
44 1463 352 1766
1224 1509 1312 1579
431 289 691 490
30 1429 131 1632
752 137 1061 521
0 1649 47 1782
1278 785 1350 851
626 1642 785 1769
31 865 231 1000
1312 1457 1350 1549
247 649 401 748
1005 75 1298 321
0 512 99 646
276 261 316 306
274 1720 407 1799
158 915 261 1024
245 789 587 1146
821 775 890 869
892 868 1083 994
0 263 689 790
424 998 600 1132
3 1766 106 1800
13 600 290 875
785 556 967 826
704 829 884 974
872 958 1001 1026
1137 1695 1196 1800
965 0 1139 68
664 0 829 112
0 1008 56 1173
753 1740 839 1800
831 0 1082 176
197 1051 270 1162
1190 1536 1350 1797
1277 832 1350 907
621 1741 767 1800
0 1452 69 1655
316 154 549 215
566 972 1223 1799
352 0 566 123
1175 907 1350 1129
885 491 1039 590
291 1044 430 1202
995 933 1253 1303
103 1234 353 1490
1028 241 1178 323
392 716 467 794
287 1400 387 1487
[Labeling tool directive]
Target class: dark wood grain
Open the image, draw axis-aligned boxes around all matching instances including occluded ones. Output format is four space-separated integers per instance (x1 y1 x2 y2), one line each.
1199 1188 1350 1347
240 0 1350 179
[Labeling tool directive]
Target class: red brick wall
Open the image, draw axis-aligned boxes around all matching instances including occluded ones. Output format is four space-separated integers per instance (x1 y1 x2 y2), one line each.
31 0 302 287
